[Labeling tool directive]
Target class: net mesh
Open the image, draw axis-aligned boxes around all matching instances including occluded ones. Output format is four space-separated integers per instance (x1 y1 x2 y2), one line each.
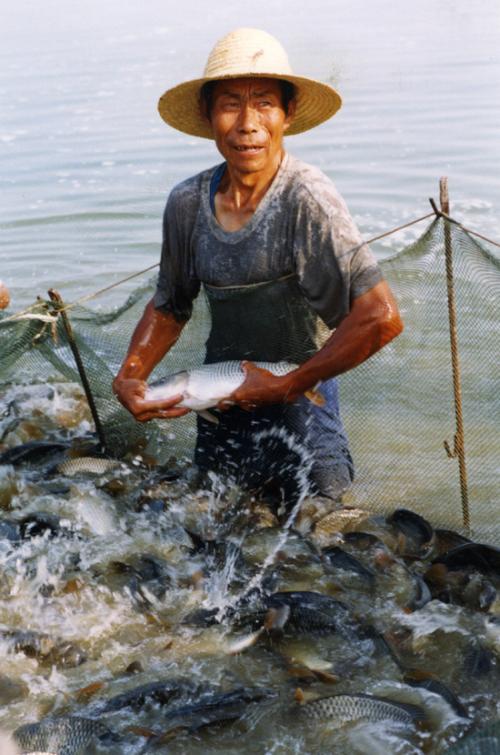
1 217 498 542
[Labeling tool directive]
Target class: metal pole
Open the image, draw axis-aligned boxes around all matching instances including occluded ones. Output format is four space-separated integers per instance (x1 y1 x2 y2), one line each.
48 289 108 455
440 178 470 531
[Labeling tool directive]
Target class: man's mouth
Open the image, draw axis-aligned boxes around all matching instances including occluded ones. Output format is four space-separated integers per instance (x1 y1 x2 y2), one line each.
233 145 264 153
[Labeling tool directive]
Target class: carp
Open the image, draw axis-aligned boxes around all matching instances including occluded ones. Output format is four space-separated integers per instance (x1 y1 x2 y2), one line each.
12 716 117 755
144 360 322 421
299 692 425 728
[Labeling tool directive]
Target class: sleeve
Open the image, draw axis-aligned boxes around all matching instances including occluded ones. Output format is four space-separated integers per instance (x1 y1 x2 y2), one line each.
293 183 383 330
153 188 200 322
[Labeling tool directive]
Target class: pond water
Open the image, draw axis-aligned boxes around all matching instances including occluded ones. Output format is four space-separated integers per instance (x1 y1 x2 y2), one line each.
1 0 500 307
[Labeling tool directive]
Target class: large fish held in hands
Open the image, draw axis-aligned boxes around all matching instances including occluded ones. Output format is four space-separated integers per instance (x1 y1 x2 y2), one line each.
144 361 324 423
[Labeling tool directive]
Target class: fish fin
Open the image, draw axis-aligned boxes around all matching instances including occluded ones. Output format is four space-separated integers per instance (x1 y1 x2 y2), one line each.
189 569 204 588
74 680 105 702
294 687 306 704
264 605 290 632
197 410 219 425
126 725 159 738
226 627 264 655
403 669 438 682
155 725 189 744
286 664 317 681
311 669 339 684
304 387 325 406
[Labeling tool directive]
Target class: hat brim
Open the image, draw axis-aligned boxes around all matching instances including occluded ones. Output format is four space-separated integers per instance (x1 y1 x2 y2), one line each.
158 73 342 139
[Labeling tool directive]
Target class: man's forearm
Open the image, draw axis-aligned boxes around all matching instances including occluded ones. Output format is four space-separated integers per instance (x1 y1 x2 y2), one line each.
114 299 185 384
228 280 403 410
287 280 403 395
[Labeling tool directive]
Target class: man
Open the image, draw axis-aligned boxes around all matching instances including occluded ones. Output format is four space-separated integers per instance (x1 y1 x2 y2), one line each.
113 28 402 507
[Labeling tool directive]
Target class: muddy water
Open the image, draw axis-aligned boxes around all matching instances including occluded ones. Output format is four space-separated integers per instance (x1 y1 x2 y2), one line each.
0 385 498 753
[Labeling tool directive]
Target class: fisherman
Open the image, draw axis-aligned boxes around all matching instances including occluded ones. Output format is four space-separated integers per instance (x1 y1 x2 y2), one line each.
113 28 403 508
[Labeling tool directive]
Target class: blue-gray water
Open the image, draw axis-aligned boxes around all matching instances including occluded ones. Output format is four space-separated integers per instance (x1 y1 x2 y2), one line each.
1 0 500 308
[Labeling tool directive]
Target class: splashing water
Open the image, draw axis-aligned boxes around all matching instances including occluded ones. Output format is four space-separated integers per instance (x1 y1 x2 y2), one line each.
203 426 315 620
203 542 245 618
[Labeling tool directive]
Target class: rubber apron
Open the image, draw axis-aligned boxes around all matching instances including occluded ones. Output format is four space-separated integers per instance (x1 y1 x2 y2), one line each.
194 274 354 503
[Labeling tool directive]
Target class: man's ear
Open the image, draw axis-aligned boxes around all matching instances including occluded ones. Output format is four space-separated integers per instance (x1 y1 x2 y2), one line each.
283 98 297 132
199 97 211 124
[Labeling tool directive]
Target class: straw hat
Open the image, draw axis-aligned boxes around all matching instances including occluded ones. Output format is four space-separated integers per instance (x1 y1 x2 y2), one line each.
158 28 342 139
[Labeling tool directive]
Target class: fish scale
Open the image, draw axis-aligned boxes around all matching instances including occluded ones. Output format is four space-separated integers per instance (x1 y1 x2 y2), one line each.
13 716 116 755
302 693 425 727
145 360 298 410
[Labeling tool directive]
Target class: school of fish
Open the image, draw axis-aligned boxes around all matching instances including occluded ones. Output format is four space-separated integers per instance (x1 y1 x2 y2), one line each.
0 381 498 754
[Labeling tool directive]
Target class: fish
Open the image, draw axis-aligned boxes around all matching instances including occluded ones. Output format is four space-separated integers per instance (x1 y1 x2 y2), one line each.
423 563 497 612
445 719 500 754
403 673 469 718
57 457 122 476
432 543 500 576
0 630 86 668
230 591 363 642
299 692 426 728
144 686 277 745
18 513 75 541
405 572 433 611
12 716 117 755
106 553 176 607
241 527 321 569
387 508 435 559
144 361 323 422
310 508 371 547
321 545 376 584
434 528 473 555
0 440 71 467
97 677 211 714
463 640 496 678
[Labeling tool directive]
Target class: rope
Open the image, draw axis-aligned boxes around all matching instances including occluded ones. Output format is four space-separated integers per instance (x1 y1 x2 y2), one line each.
444 218 500 250
1 206 499 323
0 300 56 325
428 197 500 250
61 262 160 313
356 211 436 247
52 211 438 307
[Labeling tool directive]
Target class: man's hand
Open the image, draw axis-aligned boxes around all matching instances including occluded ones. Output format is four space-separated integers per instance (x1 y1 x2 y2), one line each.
113 377 190 423
219 361 302 412
112 301 188 422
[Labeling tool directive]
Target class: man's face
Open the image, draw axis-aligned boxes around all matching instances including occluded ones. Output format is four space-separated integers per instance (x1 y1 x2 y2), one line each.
206 77 295 174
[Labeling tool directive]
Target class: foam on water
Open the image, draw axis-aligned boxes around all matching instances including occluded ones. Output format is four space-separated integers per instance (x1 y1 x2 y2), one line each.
233 427 314 603
198 426 315 621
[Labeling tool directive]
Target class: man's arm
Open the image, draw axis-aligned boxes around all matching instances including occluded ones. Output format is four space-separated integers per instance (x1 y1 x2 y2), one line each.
112 299 189 422
227 280 403 409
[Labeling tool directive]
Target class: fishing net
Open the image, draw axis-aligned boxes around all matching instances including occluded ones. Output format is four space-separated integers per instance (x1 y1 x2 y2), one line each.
0 217 498 542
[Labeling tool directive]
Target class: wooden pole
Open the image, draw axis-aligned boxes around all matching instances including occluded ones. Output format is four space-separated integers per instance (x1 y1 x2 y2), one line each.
440 178 470 531
48 289 108 455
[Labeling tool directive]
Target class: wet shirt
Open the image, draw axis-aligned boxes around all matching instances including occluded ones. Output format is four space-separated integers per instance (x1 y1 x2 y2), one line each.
154 153 383 328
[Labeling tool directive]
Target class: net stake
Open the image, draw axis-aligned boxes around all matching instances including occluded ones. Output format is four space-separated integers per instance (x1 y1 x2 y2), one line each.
48 289 108 455
440 178 470 532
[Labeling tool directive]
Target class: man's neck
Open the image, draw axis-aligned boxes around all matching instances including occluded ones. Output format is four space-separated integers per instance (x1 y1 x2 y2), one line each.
219 149 285 213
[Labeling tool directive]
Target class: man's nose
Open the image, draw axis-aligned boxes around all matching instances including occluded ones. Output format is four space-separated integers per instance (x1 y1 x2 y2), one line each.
237 102 259 133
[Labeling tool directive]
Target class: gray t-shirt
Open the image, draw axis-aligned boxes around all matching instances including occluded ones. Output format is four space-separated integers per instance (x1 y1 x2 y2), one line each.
154 153 382 329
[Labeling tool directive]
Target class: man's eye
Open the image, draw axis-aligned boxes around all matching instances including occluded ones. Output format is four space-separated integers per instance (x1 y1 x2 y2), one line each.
259 100 272 107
